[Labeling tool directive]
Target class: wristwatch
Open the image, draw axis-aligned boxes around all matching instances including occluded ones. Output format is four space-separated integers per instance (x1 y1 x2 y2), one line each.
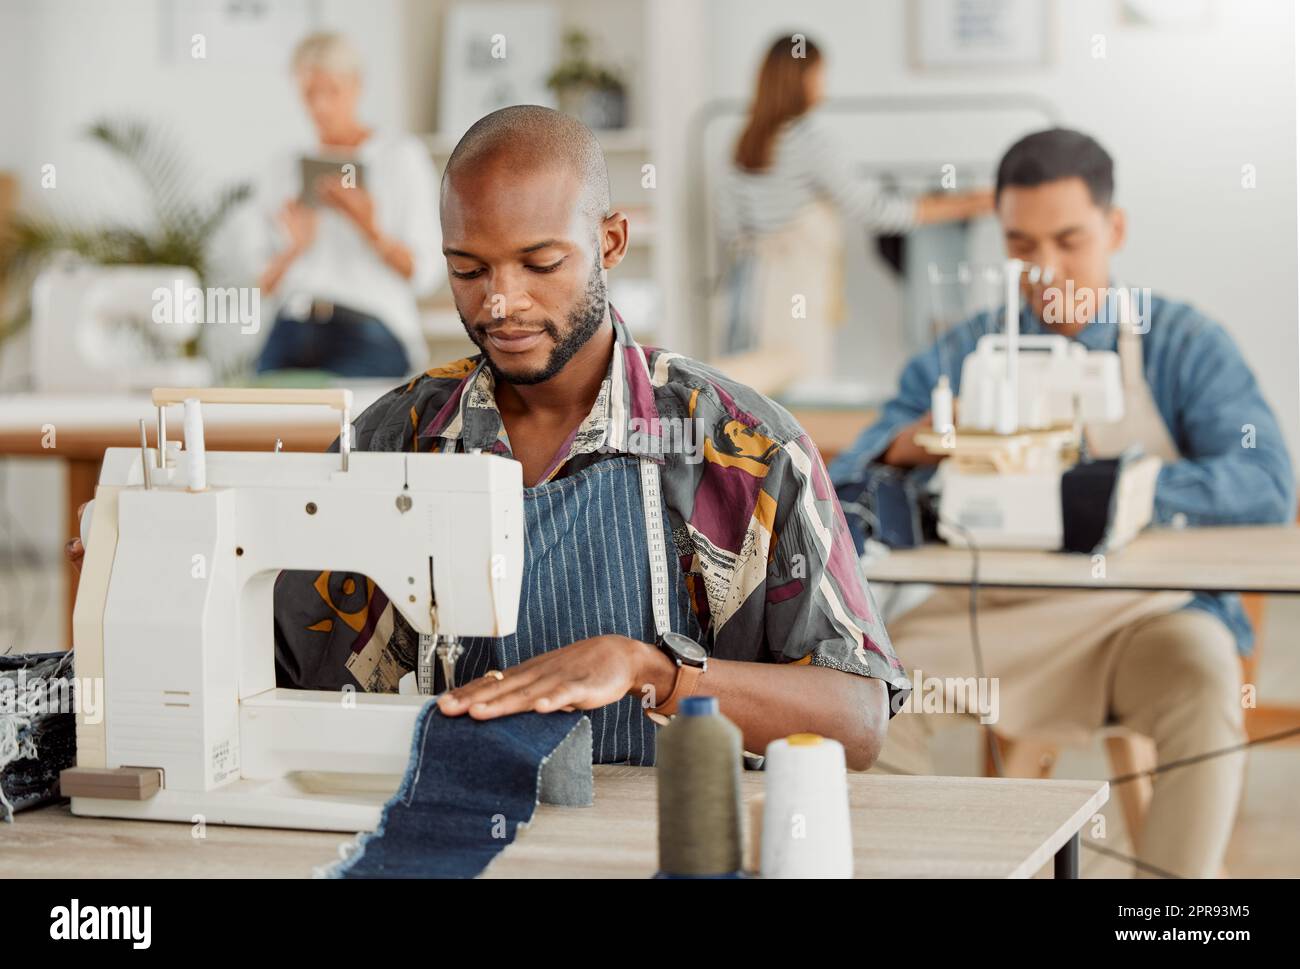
647 631 708 721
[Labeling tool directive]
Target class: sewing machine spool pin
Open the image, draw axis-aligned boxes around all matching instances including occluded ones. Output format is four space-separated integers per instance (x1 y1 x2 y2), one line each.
156 408 166 469
340 408 351 471
138 420 152 490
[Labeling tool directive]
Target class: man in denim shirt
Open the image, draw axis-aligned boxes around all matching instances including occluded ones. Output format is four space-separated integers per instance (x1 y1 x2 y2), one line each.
831 129 1295 878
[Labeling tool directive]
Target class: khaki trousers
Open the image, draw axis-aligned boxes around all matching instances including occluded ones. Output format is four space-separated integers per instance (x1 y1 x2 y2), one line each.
874 608 1246 879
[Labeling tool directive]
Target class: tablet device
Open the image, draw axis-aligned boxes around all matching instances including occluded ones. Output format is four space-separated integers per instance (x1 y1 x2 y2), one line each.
299 155 367 206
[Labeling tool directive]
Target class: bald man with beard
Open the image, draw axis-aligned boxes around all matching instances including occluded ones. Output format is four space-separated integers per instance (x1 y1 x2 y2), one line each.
271 106 911 769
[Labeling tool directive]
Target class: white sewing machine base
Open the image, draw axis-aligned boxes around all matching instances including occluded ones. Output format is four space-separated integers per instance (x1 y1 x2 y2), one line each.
70 775 396 832
69 687 430 831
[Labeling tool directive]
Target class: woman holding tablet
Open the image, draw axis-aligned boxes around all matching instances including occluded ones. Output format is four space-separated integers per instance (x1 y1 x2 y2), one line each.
254 32 441 377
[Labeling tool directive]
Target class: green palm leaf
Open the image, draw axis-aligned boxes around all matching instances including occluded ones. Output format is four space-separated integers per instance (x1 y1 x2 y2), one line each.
1 116 253 348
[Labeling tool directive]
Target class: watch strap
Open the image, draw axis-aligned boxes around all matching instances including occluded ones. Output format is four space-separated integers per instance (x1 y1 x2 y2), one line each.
651 660 704 717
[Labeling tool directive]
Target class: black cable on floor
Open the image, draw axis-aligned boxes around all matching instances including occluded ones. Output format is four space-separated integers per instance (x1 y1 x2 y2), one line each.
1108 725 1300 786
928 504 1006 778
1082 839 1181 880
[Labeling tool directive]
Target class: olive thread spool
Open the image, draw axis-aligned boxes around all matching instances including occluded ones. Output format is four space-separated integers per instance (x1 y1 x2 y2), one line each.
656 696 744 877
761 733 854 878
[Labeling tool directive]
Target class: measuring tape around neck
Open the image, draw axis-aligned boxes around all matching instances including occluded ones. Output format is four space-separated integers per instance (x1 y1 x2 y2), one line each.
638 457 671 639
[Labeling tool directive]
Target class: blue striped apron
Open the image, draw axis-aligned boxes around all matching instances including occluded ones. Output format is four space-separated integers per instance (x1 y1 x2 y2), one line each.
441 455 702 766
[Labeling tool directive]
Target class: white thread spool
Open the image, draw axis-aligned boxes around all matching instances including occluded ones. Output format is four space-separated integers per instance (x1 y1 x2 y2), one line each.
760 734 853 878
931 375 954 434
183 398 207 492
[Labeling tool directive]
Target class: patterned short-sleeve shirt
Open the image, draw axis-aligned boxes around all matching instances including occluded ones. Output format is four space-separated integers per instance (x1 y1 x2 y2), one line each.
272 308 911 711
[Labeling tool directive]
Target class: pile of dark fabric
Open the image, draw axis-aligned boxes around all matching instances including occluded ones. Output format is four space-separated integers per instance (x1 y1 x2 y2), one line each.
0 650 76 822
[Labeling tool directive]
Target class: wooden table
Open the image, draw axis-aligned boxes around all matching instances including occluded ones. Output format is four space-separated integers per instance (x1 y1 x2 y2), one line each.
861 526 1300 745
2 766 1107 879
860 525 1300 594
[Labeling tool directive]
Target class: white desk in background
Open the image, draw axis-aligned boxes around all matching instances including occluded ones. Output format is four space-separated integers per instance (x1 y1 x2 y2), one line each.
860 525 1300 744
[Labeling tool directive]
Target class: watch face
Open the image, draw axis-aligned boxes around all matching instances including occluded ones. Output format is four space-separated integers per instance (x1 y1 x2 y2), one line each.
661 631 707 666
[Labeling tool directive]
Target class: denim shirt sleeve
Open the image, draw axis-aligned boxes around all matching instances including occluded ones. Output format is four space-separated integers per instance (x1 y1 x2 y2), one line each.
1154 317 1296 525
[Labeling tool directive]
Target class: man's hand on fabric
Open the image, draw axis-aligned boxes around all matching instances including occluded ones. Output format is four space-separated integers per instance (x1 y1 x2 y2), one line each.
435 635 675 719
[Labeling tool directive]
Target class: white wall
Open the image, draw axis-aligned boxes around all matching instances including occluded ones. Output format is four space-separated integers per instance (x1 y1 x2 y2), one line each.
704 0 1299 462
0 0 406 212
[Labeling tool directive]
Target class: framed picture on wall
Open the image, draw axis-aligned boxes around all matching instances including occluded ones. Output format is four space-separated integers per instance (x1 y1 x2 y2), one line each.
160 0 320 66
437 1 560 140
910 0 1054 71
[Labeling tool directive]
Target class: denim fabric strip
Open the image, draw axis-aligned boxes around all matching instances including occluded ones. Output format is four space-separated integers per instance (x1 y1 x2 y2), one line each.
323 704 587 878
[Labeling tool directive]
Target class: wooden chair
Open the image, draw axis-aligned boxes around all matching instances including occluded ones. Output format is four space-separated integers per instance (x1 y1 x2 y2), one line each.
988 592 1300 856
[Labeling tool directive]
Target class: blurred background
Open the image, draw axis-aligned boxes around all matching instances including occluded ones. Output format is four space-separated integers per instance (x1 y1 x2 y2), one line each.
0 0 1295 872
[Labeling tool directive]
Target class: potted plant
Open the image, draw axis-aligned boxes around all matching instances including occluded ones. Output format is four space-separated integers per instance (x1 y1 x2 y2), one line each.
546 29 627 130
1 117 251 359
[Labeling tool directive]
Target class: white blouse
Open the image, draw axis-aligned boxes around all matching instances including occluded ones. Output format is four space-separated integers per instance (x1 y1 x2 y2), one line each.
256 131 443 373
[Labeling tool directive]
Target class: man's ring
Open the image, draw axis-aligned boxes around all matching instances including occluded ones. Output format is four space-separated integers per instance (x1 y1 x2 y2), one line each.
484 670 505 682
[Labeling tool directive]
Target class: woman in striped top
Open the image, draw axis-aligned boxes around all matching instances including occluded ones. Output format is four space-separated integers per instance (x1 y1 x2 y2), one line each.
716 35 992 378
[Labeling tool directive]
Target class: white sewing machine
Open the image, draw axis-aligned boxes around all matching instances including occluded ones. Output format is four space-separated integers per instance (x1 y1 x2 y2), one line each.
31 262 214 393
917 260 1159 551
63 388 523 831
